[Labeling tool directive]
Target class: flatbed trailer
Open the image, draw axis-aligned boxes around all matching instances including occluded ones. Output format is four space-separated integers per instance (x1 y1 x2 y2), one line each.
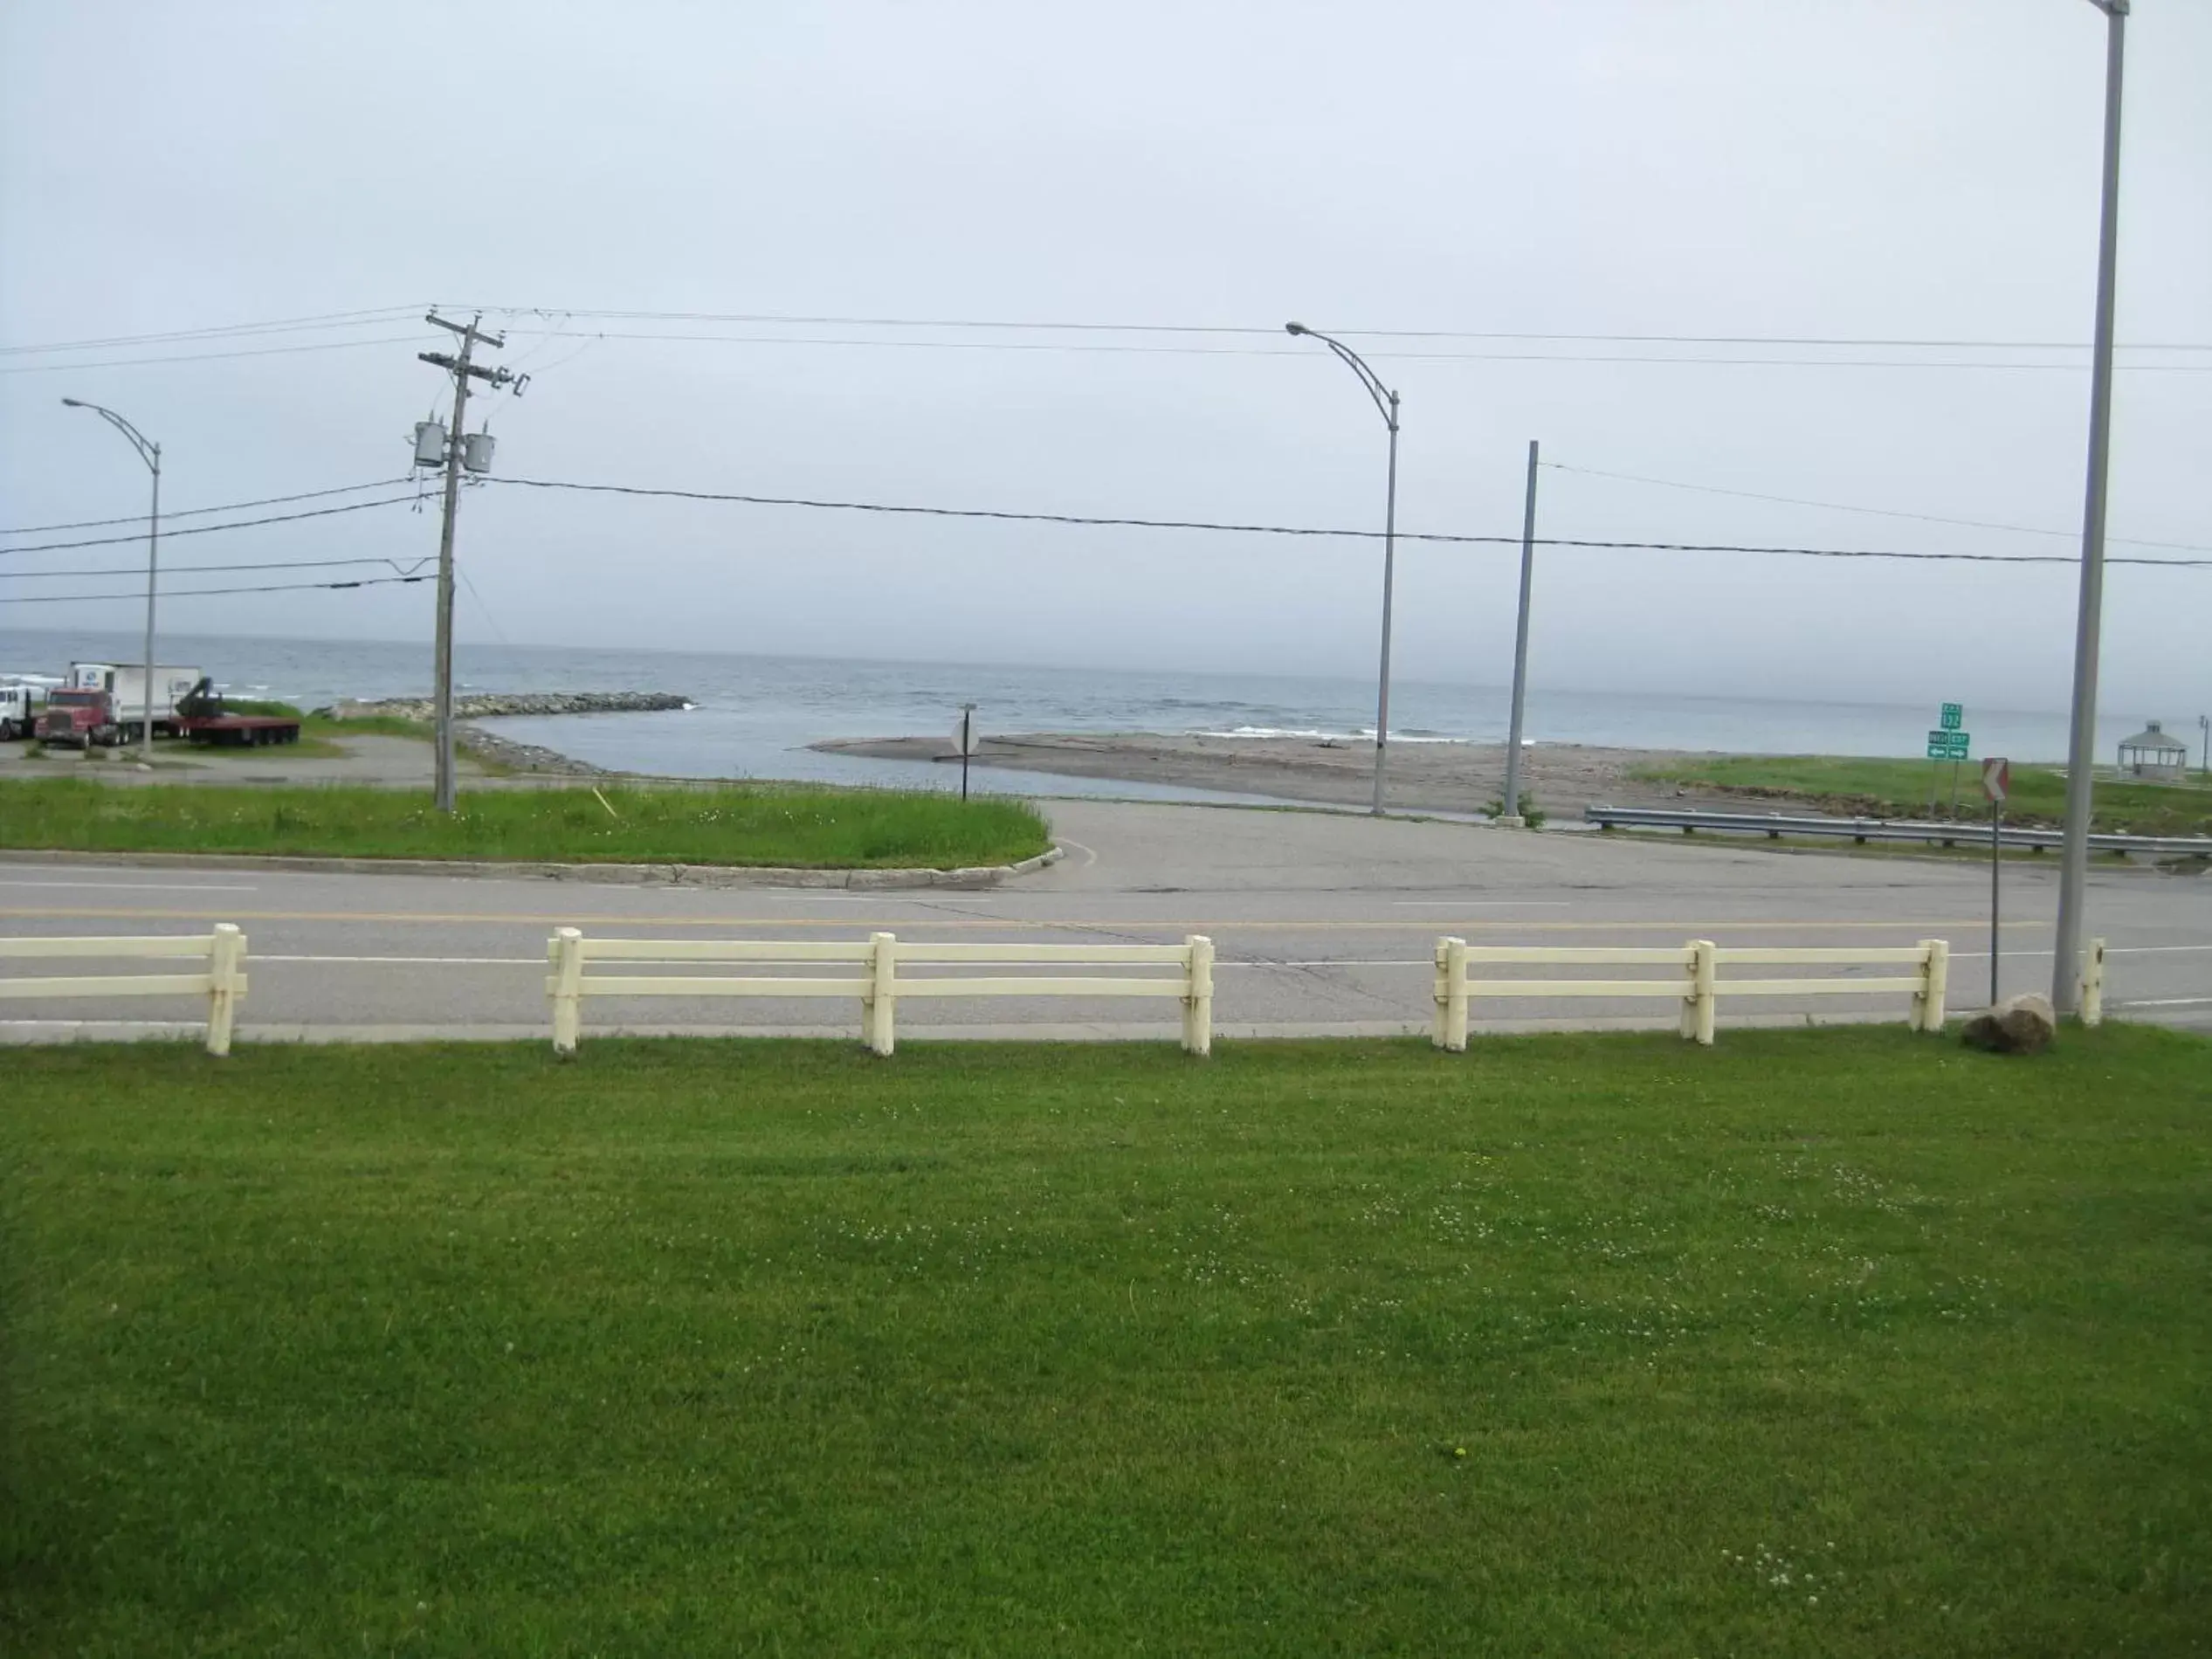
180 712 302 747
174 678 302 747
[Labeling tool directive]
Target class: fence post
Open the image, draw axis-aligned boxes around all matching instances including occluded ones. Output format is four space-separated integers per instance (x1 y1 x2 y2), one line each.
204 923 245 1057
1915 938 1949 1033
1683 940 1717 1045
2080 937 2105 1027
1182 934 1215 1056
1433 936 1468 1051
549 926 584 1056
865 932 898 1057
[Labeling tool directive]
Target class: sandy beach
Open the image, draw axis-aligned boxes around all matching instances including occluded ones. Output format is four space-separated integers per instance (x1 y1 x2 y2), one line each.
812 731 1737 817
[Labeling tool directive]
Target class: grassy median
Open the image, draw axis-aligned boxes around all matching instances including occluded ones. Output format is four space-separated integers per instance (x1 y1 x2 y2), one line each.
1636 754 2211 836
3 1028 2207 1655
0 777 1051 869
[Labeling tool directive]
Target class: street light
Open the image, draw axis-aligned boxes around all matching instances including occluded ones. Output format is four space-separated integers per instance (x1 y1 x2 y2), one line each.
1286 320 1401 816
2051 0 2129 1015
60 397 162 761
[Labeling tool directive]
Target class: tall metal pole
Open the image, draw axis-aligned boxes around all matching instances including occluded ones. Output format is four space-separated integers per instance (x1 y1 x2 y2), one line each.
1373 393 1400 816
141 450 161 762
432 329 476 815
60 398 161 761
1284 322 1402 817
1990 796 2003 1008
1501 439 1540 823
2051 0 2128 1015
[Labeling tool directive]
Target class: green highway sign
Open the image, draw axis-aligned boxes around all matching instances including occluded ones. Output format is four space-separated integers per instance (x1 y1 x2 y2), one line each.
1940 703 1964 732
1926 730 1971 760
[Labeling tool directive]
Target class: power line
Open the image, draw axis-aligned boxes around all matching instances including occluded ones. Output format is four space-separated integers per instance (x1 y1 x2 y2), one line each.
1539 460 2212 556
0 334 436 375
481 327 2212 373
0 306 426 357
486 475 2211 568
0 494 424 558
10 315 2209 375
0 554 435 582
471 305 2212 353
1 478 415 537
9 299 2209 356
5 573 432 605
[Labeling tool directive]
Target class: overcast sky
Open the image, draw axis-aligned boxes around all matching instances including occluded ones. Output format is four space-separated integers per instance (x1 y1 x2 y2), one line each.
3 0 2206 715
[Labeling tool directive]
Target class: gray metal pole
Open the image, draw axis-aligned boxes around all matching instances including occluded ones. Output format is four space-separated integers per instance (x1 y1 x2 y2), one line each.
432 330 476 815
1990 798 2002 1008
1372 394 1400 816
2051 0 2128 1015
1501 439 1540 822
141 450 161 762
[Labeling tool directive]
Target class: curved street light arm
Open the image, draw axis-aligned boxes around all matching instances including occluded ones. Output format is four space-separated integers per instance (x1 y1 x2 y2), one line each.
61 398 160 470
1285 326 1397 430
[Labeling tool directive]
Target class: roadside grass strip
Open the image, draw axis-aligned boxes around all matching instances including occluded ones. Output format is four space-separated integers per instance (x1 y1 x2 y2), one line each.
1634 754 2212 838
3 1027 2208 1655
0 778 1051 870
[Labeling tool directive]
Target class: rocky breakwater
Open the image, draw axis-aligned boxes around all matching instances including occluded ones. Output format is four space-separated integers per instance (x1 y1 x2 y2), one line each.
319 691 693 776
322 691 692 721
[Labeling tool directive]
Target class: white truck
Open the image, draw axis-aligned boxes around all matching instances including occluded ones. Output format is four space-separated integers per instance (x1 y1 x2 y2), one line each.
67 663 204 737
1 683 49 740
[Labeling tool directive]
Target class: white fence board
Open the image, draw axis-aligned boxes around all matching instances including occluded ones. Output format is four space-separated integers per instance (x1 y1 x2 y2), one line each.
894 976 1187 999
3 973 219 999
557 976 871 998
1721 977 1924 997
570 938 874 963
0 925 245 1054
0 934 214 960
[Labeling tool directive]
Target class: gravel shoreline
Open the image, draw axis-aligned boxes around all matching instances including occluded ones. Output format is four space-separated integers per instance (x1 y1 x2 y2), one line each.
812 731 1740 817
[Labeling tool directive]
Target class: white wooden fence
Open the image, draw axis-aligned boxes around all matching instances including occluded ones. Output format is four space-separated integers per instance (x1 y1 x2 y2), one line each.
547 928 1215 1057
2080 938 2106 1028
1431 935 1953 1049
0 925 247 1055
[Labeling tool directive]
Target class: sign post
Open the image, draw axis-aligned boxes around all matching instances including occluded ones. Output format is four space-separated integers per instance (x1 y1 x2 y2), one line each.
1982 757 2010 1007
1926 705 1967 813
954 704 977 802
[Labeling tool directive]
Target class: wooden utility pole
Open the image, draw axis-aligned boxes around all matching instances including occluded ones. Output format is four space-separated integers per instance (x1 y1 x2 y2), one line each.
419 313 513 813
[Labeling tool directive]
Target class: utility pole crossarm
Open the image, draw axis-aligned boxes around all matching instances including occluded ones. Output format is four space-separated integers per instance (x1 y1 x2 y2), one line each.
417 351 516 387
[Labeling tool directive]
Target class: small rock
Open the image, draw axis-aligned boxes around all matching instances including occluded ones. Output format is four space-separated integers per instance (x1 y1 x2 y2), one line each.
1960 992 2057 1055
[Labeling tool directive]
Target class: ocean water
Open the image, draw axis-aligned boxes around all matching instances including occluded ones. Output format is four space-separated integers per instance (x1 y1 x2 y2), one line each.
2 627 2182 799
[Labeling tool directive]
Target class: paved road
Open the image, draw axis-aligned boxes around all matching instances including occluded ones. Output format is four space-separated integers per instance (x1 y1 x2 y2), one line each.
3 801 2207 1043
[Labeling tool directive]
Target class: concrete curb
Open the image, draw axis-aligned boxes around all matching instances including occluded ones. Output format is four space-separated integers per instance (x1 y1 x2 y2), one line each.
0 843 1065 890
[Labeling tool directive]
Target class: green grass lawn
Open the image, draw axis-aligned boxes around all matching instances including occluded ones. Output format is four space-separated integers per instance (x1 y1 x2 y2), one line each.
1636 754 2212 836
0 778 1051 869
4 1029 2207 1656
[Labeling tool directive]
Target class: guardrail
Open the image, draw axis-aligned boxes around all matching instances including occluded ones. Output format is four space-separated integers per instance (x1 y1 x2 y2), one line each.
0 925 247 1055
547 928 1215 1057
1431 935 1952 1048
1584 804 2212 857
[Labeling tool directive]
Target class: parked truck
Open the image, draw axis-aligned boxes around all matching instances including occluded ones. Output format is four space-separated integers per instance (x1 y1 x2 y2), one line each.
174 678 302 747
37 687 129 747
67 663 203 737
1 683 49 740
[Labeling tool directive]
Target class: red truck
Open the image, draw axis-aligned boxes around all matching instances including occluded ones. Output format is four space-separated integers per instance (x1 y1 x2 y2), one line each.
37 687 130 747
174 678 302 747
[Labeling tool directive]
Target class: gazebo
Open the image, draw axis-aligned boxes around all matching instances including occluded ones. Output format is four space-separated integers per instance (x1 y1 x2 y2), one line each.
2118 720 2188 781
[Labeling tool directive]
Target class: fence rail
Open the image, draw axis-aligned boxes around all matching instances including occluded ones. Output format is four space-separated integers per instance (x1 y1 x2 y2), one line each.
1584 803 2212 857
0 926 246 1054
1431 935 1954 1049
547 929 1214 1057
